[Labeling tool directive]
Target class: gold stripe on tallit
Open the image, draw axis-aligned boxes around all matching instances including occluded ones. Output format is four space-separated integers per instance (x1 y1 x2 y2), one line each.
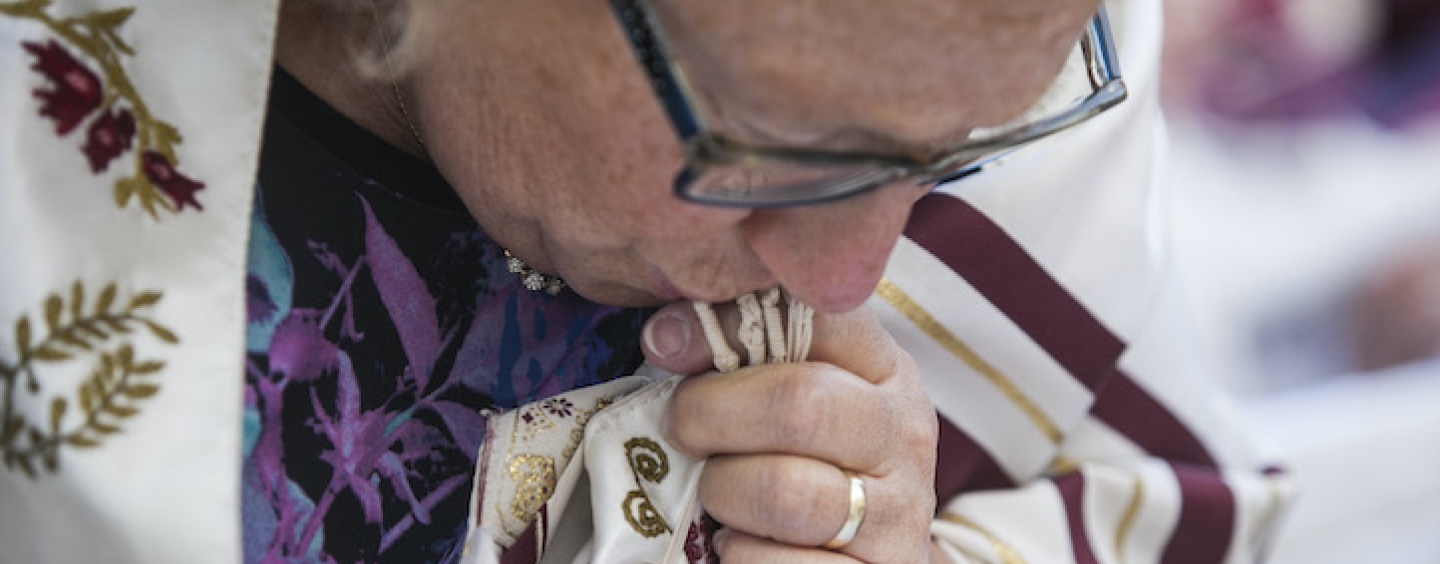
1114 473 1145 564
875 278 1063 444
938 511 1029 564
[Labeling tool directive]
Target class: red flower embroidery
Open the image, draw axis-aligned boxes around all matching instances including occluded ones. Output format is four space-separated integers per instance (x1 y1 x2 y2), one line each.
22 40 102 135
684 513 722 564
12 5 205 218
82 109 136 173
542 397 575 418
142 151 205 211
684 525 703 563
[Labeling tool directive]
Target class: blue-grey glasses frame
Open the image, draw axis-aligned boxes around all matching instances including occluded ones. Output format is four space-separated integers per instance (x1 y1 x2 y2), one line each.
608 1 1129 208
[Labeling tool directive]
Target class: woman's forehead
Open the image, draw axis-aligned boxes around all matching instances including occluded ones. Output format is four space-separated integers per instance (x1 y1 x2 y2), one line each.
641 0 1102 148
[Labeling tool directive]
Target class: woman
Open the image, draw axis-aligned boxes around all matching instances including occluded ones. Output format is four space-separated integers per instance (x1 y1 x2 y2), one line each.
0 0 1289 563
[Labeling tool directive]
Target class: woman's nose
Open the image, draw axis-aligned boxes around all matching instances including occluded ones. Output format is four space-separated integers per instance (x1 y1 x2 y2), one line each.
742 184 920 313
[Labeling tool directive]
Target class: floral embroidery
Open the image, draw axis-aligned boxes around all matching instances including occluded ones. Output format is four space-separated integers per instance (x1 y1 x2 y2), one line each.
0 281 178 478
2 0 204 217
21 39 99 135
142 150 204 211
540 397 574 418
83 108 135 173
684 513 722 564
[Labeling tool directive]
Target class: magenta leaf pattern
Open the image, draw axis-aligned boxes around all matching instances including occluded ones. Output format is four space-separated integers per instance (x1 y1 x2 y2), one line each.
361 198 442 393
243 190 650 564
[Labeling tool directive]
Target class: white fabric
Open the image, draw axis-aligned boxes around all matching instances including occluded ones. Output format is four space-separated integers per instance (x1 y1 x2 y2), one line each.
465 294 813 564
463 371 720 564
1 0 275 562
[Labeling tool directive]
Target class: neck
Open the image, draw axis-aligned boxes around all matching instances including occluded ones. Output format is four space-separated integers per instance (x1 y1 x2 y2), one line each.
274 0 428 159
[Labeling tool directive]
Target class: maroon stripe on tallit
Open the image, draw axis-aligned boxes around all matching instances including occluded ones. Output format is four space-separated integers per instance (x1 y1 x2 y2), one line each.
934 413 1015 501
1056 473 1101 564
904 189 1230 564
500 519 540 564
1161 463 1237 564
906 194 1218 465
1093 371 1219 469
904 193 1124 392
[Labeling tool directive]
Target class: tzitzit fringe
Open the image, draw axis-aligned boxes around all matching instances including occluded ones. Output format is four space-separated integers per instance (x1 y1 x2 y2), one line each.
692 288 813 372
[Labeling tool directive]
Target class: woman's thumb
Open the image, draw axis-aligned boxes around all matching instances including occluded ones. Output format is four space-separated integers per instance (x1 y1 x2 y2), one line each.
641 302 723 375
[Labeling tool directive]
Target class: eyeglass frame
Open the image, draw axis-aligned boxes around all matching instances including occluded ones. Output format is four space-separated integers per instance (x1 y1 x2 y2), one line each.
607 0 1129 208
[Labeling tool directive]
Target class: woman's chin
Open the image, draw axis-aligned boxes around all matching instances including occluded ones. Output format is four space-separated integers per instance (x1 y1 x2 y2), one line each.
564 277 675 308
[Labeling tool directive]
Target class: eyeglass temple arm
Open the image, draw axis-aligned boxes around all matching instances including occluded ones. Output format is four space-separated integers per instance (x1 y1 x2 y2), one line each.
608 0 703 140
1083 8 1123 89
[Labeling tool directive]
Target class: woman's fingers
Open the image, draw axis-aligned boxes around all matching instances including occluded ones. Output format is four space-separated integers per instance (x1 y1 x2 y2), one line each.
699 455 853 547
713 529 866 564
664 359 929 475
698 453 932 563
641 293 938 564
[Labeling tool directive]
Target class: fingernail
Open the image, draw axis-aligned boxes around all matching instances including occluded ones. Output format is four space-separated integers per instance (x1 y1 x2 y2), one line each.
643 310 690 360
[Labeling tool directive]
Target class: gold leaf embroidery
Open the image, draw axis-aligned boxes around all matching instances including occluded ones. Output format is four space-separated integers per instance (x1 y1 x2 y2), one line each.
507 454 557 526
495 393 614 538
621 437 671 538
0 281 177 478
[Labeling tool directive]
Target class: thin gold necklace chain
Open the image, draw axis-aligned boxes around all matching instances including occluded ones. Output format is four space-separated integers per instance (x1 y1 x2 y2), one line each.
366 0 428 152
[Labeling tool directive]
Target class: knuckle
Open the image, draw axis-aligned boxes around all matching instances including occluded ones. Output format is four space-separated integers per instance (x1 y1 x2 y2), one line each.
905 482 938 525
876 482 935 548
751 460 821 530
866 359 936 470
897 403 938 461
860 477 933 564
764 369 827 450
893 348 921 383
891 356 938 459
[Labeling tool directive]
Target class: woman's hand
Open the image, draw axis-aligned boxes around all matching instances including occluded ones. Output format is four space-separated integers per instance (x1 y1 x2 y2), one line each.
642 301 938 563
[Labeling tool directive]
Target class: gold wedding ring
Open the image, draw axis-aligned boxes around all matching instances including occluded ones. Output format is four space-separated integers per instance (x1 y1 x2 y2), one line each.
823 470 867 550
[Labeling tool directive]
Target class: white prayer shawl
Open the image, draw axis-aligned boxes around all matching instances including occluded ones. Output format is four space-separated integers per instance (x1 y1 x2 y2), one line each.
0 0 1292 563
1 0 274 562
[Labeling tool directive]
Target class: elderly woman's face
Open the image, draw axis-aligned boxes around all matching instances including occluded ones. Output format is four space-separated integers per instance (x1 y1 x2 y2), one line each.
404 0 1100 312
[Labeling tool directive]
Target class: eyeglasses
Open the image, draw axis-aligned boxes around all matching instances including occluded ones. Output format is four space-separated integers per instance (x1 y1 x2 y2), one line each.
608 1 1129 208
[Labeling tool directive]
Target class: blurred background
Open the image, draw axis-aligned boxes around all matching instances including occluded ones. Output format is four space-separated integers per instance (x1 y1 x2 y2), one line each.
1160 0 1440 561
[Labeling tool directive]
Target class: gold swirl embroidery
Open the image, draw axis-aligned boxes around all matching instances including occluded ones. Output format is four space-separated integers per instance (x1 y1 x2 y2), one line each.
621 437 671 537
507 454 557 526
